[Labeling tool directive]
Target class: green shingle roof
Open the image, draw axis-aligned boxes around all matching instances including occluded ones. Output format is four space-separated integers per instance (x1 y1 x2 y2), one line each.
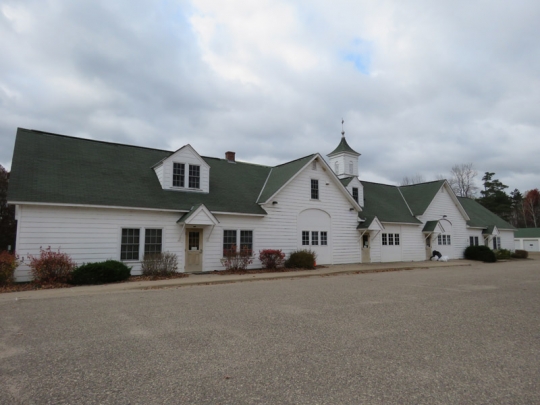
256 155 315 203
327 136 360 156
8 128 272 215
422 220 439 232
457 197 515 230
359 181 421 224
399 180 445 216
514 228 540 238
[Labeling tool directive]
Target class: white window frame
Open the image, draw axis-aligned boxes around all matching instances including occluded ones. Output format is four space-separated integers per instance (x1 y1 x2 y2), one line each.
311 179 319 200
120 227 165 262
172 162 201 190
223 229 254 255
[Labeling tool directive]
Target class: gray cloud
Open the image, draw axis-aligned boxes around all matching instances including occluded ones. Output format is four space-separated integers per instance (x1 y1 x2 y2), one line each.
1 0 539 194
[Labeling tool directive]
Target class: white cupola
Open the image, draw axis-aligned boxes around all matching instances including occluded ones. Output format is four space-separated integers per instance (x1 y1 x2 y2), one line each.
327 130 361 179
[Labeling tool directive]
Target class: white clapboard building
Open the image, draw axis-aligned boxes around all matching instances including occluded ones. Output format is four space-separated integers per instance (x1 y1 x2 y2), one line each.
8 128 515 281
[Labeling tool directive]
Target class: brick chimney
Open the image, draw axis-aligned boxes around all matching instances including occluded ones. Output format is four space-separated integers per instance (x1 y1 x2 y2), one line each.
225 151 236 162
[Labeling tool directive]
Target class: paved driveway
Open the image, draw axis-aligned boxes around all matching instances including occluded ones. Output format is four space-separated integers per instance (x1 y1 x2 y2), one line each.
1 260 539 404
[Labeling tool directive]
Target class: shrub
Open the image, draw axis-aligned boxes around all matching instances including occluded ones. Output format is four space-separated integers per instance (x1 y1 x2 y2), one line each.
259 249 286 269
28 247 76 284
141 252 178 278
512 249 529 259
285 249 317 269
71 260 131 285
495 249 512 260
221 245 254 271
464 245 497 263
0 251 19 285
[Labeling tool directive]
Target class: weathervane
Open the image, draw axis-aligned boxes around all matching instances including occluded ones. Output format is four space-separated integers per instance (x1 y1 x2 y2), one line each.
341 119 345 138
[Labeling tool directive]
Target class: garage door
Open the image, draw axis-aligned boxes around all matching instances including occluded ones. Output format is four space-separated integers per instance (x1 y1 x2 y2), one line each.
524 239 539 252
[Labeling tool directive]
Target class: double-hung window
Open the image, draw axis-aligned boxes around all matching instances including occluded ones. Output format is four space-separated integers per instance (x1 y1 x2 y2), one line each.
321 231 328 246
121 228 163 261
311 231 319 245
469 236 479 246
189 165 200 188
302 231 310 246
311 179 319 199
223 230 237 254
493 237 501 250
240 230 253 254
173 163 185 187
382 233 388 246
223 230 253 255
144 229 162 255
121 229 140 260
352 187 358 203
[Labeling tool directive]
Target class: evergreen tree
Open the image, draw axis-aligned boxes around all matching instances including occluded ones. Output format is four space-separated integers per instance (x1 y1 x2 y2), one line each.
0 165 16 251
478 172 512 222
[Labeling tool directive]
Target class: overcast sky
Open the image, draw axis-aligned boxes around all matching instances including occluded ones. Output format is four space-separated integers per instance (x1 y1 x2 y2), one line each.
1 0 539 193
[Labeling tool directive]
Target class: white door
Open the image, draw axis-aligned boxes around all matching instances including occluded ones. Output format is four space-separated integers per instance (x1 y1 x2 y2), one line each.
185 229 203 272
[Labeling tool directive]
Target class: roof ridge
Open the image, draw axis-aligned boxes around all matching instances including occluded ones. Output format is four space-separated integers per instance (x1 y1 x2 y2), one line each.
21 128 173 154
359 179 398 188
272 154 316 168
399 179 446 188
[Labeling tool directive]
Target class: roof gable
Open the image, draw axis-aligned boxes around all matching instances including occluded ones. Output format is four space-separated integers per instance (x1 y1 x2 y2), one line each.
359 181 421 224
399 180 445 216
256 155 315 203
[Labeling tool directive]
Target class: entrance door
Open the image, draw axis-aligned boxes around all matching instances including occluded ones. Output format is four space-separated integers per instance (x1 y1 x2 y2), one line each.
185 229 203 272
425 235 432 260
361 234 371 263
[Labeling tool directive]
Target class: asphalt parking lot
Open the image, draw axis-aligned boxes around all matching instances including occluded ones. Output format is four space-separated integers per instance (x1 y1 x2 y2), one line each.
1 259 539 404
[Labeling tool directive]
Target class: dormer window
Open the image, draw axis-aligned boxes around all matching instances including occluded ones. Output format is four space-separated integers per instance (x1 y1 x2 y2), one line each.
189 165 200 188
172 163 201 189
173 163 185 187
352 187 358 203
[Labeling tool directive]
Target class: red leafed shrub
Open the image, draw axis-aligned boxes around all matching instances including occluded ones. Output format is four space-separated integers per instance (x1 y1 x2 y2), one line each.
0 251 19 285
220 245 254 271
27 247 76 284
258 249 286 269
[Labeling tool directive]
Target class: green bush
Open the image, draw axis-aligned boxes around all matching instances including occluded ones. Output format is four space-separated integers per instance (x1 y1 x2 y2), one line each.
285 249 317 269
495 249 512 260
464 245 497 263
511 249 529 259
141 252 178 278
71 260 131 285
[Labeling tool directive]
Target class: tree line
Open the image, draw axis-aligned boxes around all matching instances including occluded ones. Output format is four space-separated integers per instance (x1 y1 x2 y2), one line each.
0 165 16 251
401 164 539 228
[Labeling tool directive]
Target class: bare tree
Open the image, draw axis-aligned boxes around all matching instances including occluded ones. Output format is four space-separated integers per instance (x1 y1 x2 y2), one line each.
400 174 426 186
523 189 540 227
448 163 478 198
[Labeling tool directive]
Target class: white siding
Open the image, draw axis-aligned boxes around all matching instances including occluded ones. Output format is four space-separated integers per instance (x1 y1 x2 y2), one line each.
401 225 425 261
259 163 361 265
328 153 359 178
499 230 515 251
14 205 186 281
345 177 365 207
418 185 469 259
154 163 164 186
